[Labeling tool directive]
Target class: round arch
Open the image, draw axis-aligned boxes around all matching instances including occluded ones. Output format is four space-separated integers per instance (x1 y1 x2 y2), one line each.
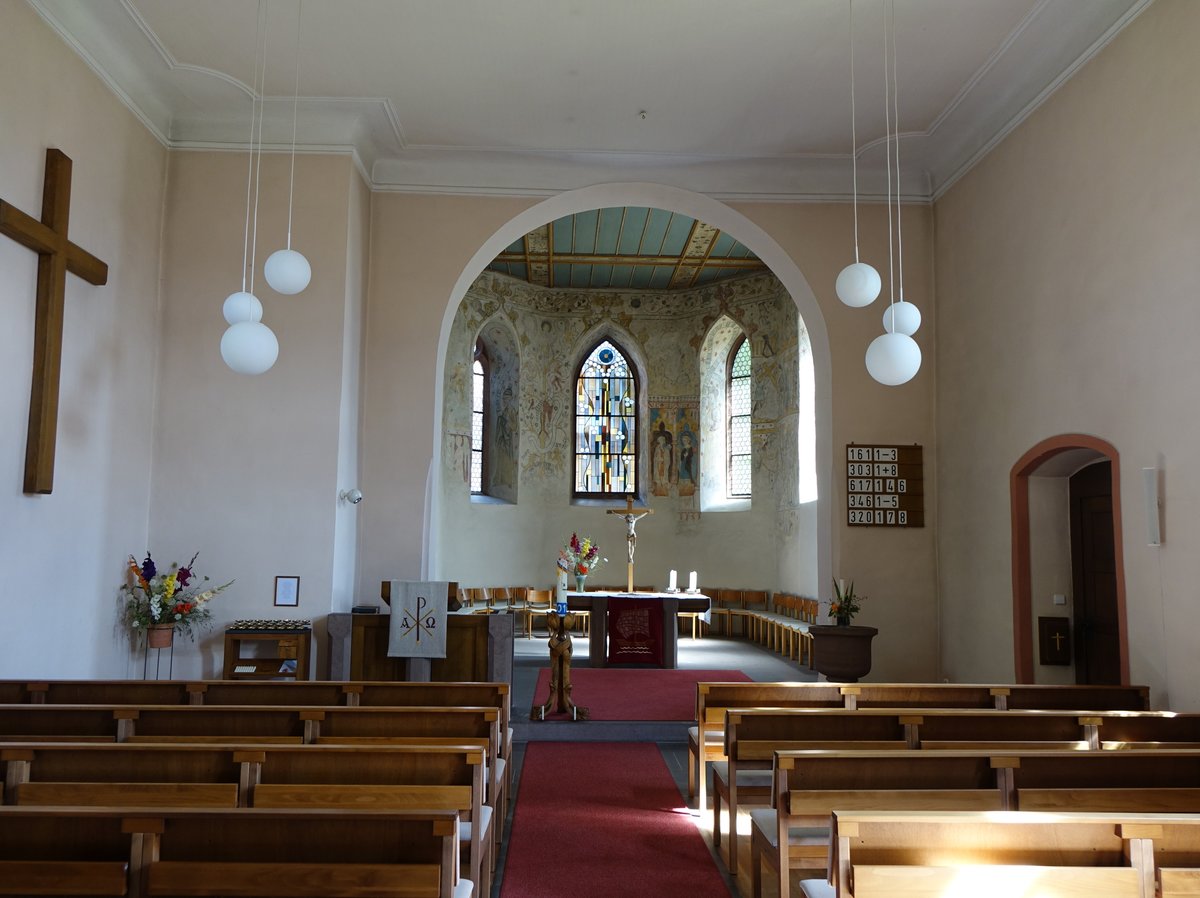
427 182 832 596
1010 433 1129 683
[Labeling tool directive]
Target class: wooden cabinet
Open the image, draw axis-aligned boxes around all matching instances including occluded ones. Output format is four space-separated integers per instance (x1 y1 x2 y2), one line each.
222 626 312 681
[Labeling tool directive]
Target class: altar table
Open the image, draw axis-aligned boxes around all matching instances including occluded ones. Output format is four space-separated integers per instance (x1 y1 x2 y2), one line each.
565 590 710 669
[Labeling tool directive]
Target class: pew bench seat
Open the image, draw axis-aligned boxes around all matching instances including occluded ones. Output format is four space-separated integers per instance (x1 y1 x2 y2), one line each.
147 860 444 897
16 781 238 808
0 859 128 895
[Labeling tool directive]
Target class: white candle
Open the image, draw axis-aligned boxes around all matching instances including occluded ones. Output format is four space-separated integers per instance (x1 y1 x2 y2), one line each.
838 578 846 596
668 569 678 591
688 570 698 591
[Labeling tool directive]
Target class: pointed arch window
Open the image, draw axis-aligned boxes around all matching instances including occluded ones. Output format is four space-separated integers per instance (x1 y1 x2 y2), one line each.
574 340 637 496
728 335 751 497
470 341 488 494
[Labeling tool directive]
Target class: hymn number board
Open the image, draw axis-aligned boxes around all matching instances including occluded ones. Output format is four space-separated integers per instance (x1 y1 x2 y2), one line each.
846 443 924 528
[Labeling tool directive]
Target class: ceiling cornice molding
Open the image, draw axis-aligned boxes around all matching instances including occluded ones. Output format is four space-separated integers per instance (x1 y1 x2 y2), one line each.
930 0 1155 201
26 0 1149 204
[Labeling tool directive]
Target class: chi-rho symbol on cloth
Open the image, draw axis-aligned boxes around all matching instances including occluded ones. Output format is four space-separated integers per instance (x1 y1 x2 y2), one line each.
387 580 449 659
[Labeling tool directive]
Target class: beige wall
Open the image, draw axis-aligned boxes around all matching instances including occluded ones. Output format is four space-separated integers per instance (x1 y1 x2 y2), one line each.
0 2 167 676
935 0 1198 706
150 151 366 677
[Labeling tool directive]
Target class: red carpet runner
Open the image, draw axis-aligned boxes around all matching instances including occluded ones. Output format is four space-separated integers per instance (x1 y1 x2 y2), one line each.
499 743 731 898
531 668 750 720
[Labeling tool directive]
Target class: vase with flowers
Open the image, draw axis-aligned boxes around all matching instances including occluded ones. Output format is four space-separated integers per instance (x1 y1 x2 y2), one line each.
122 552 233 647
558 533 607 592
830 579 864 625
810 578 877 682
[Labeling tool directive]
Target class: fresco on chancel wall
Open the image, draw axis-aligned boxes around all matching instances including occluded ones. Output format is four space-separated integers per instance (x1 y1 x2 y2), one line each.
441 271 802 530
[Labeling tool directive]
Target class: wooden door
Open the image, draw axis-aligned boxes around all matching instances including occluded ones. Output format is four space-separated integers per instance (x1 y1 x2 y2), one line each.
1069 461 1120 684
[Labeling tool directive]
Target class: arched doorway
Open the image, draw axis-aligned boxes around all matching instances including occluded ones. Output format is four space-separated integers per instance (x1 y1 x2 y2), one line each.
1010 434 1129 683
428 183 833 596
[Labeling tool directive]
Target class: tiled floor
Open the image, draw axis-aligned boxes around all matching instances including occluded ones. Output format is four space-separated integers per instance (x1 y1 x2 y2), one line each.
493 627 817 897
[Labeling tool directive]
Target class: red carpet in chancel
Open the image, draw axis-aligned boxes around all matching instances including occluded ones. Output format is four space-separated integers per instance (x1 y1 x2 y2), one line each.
530 668 750 720
499 743 730 898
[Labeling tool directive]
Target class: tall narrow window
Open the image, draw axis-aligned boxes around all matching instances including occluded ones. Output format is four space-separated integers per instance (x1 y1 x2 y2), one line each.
574 340 637 496
471 342 488 494
728 335 751 497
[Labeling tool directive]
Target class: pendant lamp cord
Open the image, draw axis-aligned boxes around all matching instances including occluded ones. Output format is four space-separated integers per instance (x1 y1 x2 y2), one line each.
891 0 905 306
286 0 302 250
849 0 860 263
240 1 266 293
883 0 894 324
249 8 270 296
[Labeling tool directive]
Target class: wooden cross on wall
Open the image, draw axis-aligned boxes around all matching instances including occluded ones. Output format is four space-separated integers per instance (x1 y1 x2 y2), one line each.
0 149 109 494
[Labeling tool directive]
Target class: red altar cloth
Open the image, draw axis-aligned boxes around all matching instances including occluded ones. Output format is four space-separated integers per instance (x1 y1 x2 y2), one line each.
606 596 664 665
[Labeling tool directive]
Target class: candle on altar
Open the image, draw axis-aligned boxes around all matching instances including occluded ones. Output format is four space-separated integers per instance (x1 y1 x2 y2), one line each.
668 569 678 591
688 571 697 592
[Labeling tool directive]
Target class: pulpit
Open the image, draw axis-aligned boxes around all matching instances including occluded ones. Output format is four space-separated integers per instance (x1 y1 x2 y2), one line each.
326 613 513 682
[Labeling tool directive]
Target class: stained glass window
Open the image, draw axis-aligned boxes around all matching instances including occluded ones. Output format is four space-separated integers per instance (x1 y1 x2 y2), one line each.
728 336 751 497
574 340 637 495
471 344 487 494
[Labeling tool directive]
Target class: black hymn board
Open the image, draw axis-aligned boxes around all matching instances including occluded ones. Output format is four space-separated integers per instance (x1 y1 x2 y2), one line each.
846 443 924 528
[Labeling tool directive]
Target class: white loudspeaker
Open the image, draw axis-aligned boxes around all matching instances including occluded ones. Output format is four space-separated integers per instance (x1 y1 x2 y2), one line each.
1142 467 1161 547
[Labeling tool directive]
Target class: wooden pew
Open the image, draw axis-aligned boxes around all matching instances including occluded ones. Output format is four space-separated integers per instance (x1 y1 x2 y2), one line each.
248 743 492 898
715 709 909 873
2 741 491 897
692 682 844 809
0 806 134 896
823 810 1150 898
758 748 1200 898
135 807 464 898
0 703 506 831
691 681 1153 810
1 679 514 802
721 705 1134 876
2 743 249 806
754 748 1012 898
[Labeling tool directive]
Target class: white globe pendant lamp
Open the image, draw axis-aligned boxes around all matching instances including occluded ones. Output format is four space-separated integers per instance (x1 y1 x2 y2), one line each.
836 262 881 308
882 299 920 336
221 1 277 375
222 290 263 325
264 248 310 295
866 0 920 387
221 321 279 376
836 1 881 309
866 331 921 386
264 1 311 296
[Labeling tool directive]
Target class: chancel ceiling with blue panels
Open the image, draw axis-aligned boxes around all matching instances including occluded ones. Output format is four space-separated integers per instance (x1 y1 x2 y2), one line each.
487 207 766 291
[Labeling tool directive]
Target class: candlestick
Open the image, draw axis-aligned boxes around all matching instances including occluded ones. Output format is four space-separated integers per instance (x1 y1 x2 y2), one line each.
668 569 678 591
688 570 698 592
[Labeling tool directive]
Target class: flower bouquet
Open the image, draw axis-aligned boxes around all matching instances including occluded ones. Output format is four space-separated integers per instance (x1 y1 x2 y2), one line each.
830 579 865 625
122 552 233 643
558 533 606 590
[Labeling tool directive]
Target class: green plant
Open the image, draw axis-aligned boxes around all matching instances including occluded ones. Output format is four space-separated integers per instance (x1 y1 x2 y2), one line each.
830 579 865 623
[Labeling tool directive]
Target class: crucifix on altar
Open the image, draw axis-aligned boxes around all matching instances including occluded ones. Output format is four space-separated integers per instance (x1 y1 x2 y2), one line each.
0 148 109 494
607 494 653 592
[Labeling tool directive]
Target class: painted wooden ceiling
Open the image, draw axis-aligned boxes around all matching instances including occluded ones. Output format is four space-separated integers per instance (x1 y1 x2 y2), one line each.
486 207 766 291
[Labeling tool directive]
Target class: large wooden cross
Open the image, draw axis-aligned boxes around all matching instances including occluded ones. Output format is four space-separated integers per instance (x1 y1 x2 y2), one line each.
0 149 109 494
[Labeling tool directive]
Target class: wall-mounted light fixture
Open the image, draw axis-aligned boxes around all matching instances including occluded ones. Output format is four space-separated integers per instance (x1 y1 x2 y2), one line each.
339 488 364 505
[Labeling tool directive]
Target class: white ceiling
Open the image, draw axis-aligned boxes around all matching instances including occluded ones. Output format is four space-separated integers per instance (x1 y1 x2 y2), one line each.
28 0 1150 200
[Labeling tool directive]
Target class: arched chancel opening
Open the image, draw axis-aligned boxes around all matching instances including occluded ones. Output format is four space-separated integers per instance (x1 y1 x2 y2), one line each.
1010 434 1129 684
427 183 833 600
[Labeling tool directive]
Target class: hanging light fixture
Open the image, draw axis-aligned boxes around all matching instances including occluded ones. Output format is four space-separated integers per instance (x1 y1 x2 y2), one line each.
221 1 279 375
835 0 881 309
264 0 311 295
866 0 920 386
